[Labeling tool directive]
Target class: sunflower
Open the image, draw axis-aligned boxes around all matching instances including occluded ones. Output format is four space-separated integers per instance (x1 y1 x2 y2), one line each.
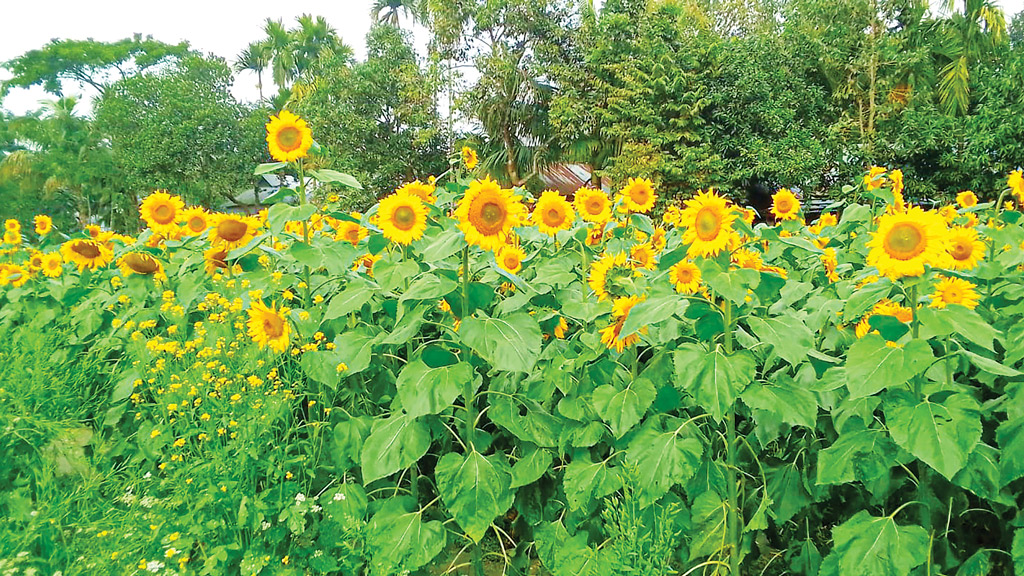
181 208 210 236
119 252 164 278
600 295 645 353
85 224 102 238
650 227 667 253
588 252 635 301
855 299 914 338
209 214 260 250
732 248 764 271
574 188 612 223
532 190 575 236
3 229 20 246
266 110 313 163
40 253 63 278
890 169 904 197
956 191 978 209
377 190 428 245
139 191 185 235
27 252 44 271
819 213 838 227
662 205 684 227
204 248 230 275
397 180 437 204
60 239 113 271
1009 170 1024 203
552 316 569 339
1 264 29 288
455 177 526 252
669 260 702 294
866 207 948 279
864 166 887 190
944 226 985 271
930 276 979 309
585 223 607 246
34 215 52 235
680 189 739 258
938 205 958 224
352 253 381 276
247 300 291 353
335 213 367 246
821 248 839 282
630 243 657 270
771 188 801 221
497 244 526 275
3 219 18 232
617 178 657 213
461 146 479 170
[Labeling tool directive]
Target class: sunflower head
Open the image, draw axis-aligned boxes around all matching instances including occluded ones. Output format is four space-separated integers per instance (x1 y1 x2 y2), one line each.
821 247 839 282
855 299 914 338
630 243 657 269
866 207 948 279
139 191 185 235
266 110 313 163
397 180 437 204
34 215 52 235
204 248 230 275
352 253 382 276
3 219 18 233
455 177 526 252
247 300 291 353
600 295 645 353
1008 170 1024 203
461 146 479 170
574 187 612 223
335 213 367 246
944 226 985 271
377 190 428 246
60 238 113 271
181 208 210 236
864 166 887 190
119 252 164 278
40 253 63 278
771 188 801 221
497 244 526 275
209 214 260 249
680 189 739 259
532 190 575 236
3 229 20 246
617 178 657 213
670 259 702 294
930 276 979 309
1 264 30 288
956 190 978 209
588 252 635 301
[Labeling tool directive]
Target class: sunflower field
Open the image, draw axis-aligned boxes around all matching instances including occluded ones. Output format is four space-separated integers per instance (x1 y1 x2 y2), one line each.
3 112 1024 576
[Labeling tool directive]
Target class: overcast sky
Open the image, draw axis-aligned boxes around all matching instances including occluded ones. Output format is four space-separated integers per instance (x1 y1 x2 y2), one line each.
1 0 1023 116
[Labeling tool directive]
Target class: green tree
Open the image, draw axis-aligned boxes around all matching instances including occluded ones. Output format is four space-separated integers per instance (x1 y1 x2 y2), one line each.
235 41 271 101
930 0 1007 115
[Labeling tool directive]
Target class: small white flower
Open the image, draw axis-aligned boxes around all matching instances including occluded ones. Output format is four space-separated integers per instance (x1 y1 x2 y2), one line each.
294 493 306 503
332 492 346 501
311 504 322 513
146 560 164 572
261 521 271 531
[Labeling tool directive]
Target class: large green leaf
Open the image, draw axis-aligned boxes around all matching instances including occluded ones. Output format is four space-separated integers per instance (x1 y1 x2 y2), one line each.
746 315 814 366
360 413 431 483
951 443 1006 502
333 329 376 375
742 378 818 429
323 282 374 320
366 496 445 576
591 377 656 438
883 390 981 480
830 511 929 576
460 313 543 372
674 343 756 422
619 293 686 336
842 279 892 320
996 417 1024 486
816 428 899 485
400 272 458 302
625 423 704 507
417 226 466 262
435 450 513 543
395 360 473 418
563 454 622 510
917 305 998 351
1013 527 1024 576
688 491 730 560
510 448 553 489
844 336 933 398
299 350 342 389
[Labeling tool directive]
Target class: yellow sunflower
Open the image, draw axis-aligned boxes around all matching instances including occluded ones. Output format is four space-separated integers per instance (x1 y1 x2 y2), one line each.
352 253 381 276
85 224 102 239
600 295 645 353
1009 170 1024 203
956 191 978 209
821 248 839 282
771 188 801 221
209 214 260 250
944 226 985 271
497 244 526 275
866 206 948 279
118 252 164 278
40 253 63 278
181 207 210 236
617 177 657 213
930 276 979 309
455 177 526 252
1 264 30 288
3 229 20 246
588 252 634 301
938 205 958 224
60 239 113 271
679 189 739 258
247 300 291 353
461 146 479 170
585 222 608 246
553 316 569 339
532 190 575 236
864 166 887 190
819 213 838 227
890 169 904 197
670 259 702 294
266 110 313 163
397 180 437 204
34 215 52 235
3 219 18 232
27 252 43 271
662 205 684 228
377 190 428 245
334 213 367 246
630 243 657 270
574 187 612 223
139 191 185 235
855 299 914 338
204 248 230 275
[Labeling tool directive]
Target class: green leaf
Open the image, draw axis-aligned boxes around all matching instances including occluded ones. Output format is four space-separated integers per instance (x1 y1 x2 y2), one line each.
299 350 342 389
688 491 730 560
510 448 552 489
702 264 760 305
765 463 812 524
417 226 466 262
674 343 756 422
435 450 513 543
996 417 1024 486
917 306 998 351
843 279 892 320
360 413 430 483
460 313 543 372
961 350 1022 376
366 497 445 576
951 443 1005 502
844 336 933 398
333 416 371 470
830 511 929 576
289 241 321 268
310 168 363 189
883 390 981 480
323 282 374 320
333 329 375 375
563 454 623 510
742 379 818 429
395 360 472 418
625 423 704 507
489 396 562 448
956 550 991 576
816 428 899 485
619 293 686 336
254 161 288 175
591 378 656 438
400 273 458 302
746 315 814 366
1013 527 1024 576
373 260 419 293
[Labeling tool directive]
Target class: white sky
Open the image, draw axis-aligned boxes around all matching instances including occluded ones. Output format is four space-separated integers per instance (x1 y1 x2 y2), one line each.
1 0 1023 116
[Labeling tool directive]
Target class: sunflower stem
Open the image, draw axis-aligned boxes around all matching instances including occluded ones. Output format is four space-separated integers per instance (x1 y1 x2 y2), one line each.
296 158 312 308
460 246 475 450
723 299 741 576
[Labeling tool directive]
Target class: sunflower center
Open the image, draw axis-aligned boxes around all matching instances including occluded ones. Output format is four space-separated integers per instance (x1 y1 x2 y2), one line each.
945 287 962 301
276 126 302 152
676 268 693 283
125 253 160 274
883 222 926 260
187 217 206 233
392 206 417 231
695 207 722 241
630 186 650 205
475 201 506 235
262 315 284 338
950 241 971 261
776 198 793 213
209 250 229 269
73 241 101 259
217 219 249 242
153 204 176 225
504 254 520 269
585 197 604 215
345 227 360 243
543 207 564 227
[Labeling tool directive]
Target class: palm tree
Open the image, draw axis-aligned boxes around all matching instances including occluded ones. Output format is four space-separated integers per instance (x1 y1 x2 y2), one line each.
293 14 349 75
235 41 271 101
932 0 1007 115
263 18 298 91
372 0 423 27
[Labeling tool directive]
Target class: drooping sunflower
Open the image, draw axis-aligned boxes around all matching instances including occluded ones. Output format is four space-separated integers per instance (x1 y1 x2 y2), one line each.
266 110 313 163
40 253 63 278
139 191 185 235
334 213 367 246
204 248 230 275
60 239 113 271
247 300 291 353
1009 170 1024 203
617 178 657 213
377 190 428 245
574 188 612 223
397 180 437 204
588 252 634 301
930 276 979 310
679 189 739 258
34 215 52 235
461 146 479 170
864 166 887 190
956 190 978 209
890 169 904 197
866 206 948 279
855 299 914 338
209 214 260 250
600 295 645 353
118 252 164 278
497 244 526 275
181 207 210 236
532 190 575 236
771 188 801 221
455 177 526 252
669 259 702 294
943 226 985 271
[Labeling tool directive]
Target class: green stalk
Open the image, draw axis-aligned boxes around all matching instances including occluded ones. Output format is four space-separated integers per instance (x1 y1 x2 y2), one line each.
296 159 312 307
723 299 741 576
909 283 932 533
461 245 483 576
